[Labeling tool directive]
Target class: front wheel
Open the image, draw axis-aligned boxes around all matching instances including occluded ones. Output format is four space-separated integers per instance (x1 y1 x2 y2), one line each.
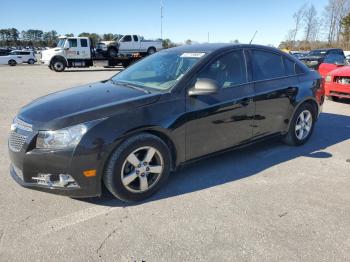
8 60 17 66
327 95 339 102
107 47 118 58
51 59 66 72
283 103 316 146
103 133 171 202
28 59 35 64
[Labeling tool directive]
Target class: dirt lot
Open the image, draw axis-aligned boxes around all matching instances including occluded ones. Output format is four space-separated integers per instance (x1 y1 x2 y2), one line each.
0 64 349 262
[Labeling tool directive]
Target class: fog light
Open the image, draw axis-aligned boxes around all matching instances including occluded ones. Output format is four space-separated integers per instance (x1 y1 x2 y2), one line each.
32 173 79 188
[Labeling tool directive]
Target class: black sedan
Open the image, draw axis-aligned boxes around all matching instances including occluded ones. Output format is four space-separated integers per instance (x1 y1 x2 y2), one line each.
8 44 324 202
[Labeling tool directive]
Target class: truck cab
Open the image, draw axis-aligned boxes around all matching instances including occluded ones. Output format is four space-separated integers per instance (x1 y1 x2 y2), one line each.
41 36 93 72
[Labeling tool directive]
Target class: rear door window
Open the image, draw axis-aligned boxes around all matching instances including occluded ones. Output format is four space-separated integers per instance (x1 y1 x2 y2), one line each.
283 57 296 76
133 35 138 42
80 39 88 47
252 50 285 81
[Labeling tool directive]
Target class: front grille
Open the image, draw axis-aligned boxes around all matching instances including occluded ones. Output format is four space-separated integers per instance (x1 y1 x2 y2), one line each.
9 131 27 152
334 76 350 85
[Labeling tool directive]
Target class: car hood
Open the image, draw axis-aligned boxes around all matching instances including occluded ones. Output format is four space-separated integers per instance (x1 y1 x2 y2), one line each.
18 80 160 130
328 65 350 76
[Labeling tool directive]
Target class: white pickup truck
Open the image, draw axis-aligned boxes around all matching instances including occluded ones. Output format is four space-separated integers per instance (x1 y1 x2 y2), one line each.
41 36 145 72
96 34 163 58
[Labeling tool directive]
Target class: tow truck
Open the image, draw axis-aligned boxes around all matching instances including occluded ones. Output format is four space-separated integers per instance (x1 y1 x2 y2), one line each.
40 36 146 72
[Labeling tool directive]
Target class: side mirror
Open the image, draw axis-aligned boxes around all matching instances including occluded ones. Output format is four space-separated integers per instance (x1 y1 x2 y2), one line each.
188 78 220 96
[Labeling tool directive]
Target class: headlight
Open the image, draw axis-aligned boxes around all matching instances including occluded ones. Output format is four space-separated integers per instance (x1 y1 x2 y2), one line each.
325 75 332 82
36 124 88 149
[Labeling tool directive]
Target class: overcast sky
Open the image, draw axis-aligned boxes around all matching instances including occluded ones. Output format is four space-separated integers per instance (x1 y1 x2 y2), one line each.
0 0 329 46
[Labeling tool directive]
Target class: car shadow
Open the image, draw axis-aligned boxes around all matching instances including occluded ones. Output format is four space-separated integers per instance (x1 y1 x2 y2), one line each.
78 112 350 207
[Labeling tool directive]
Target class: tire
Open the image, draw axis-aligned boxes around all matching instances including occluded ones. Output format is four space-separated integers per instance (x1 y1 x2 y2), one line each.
147 47 156 55
103 133 171 202
48 65 53 70
327 95 339 102
121 61 130 68
28 59 35 64
282 103 316 146
107 47 118 58
8 60 17 66
51 59 66 72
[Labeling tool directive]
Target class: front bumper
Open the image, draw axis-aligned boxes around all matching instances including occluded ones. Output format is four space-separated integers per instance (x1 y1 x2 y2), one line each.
8 122 102 198
325 82 350 98
10 165 98 197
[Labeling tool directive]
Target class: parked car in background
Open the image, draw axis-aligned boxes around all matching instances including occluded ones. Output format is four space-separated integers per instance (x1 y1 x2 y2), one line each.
324 65 350 101
318 54 347 78
9 44 324 202
291 51 309 60
10 50 37 64
96 34 163 58
300 48 345 70
0 54 23 66
0 48 11 56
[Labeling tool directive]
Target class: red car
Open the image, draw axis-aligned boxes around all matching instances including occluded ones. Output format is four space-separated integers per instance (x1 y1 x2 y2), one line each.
324 65 350 101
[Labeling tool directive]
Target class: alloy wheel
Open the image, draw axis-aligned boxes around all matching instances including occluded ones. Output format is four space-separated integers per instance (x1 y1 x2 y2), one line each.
121 146 164 193
295 110 313 140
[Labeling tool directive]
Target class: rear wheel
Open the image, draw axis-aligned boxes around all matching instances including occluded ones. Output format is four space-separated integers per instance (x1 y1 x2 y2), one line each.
51 59 66 72
283 103 315 146
8 60 17 66
103 133 171 202
327 95 339 102
147 47 156 55
28 59 35 64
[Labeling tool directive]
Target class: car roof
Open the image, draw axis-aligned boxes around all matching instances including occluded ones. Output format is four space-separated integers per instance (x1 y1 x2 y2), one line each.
311 48 342 51
164 43 284 54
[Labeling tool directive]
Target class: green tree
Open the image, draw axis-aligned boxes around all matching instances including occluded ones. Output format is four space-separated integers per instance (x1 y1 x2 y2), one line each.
341 12 350 50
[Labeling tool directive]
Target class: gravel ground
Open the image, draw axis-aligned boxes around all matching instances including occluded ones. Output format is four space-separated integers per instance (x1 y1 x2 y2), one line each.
0 64 349 262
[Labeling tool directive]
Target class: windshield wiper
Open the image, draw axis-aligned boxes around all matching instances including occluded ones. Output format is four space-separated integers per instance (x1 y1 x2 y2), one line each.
111 80 151 94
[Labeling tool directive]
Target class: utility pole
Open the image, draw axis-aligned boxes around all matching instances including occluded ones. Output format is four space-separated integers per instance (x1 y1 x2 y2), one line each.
160 0 164 39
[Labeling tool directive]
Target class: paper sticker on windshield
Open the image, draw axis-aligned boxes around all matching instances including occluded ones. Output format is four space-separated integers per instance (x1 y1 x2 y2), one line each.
180 52 206 58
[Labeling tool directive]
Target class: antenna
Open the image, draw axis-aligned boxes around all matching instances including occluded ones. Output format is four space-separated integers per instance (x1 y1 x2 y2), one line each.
160 0 164 39
249 30 258 44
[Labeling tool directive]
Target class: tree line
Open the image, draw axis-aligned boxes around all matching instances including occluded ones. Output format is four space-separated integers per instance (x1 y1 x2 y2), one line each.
280 0 350 50
0 28 177 49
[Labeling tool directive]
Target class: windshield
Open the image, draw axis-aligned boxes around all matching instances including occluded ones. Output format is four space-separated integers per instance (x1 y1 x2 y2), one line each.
111 51 206 91
57 39 66 48
308 50 327 57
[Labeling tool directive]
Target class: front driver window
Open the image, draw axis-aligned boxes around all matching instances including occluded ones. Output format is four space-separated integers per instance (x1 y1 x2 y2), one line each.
197 50 247 88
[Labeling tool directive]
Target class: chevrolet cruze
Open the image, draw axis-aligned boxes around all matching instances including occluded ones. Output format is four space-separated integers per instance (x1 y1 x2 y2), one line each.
8 44 324 202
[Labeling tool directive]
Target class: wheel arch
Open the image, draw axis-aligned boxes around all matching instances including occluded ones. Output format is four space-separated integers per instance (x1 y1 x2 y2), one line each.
287 97 320 131
50 55 68 66
101 126 178 180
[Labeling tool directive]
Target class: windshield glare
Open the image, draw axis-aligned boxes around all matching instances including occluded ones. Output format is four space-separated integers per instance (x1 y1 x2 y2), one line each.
57 39 66 48
112 51 206 91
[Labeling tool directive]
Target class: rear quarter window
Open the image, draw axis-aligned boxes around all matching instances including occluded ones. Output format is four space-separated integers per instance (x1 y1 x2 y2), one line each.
283 57 296 76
